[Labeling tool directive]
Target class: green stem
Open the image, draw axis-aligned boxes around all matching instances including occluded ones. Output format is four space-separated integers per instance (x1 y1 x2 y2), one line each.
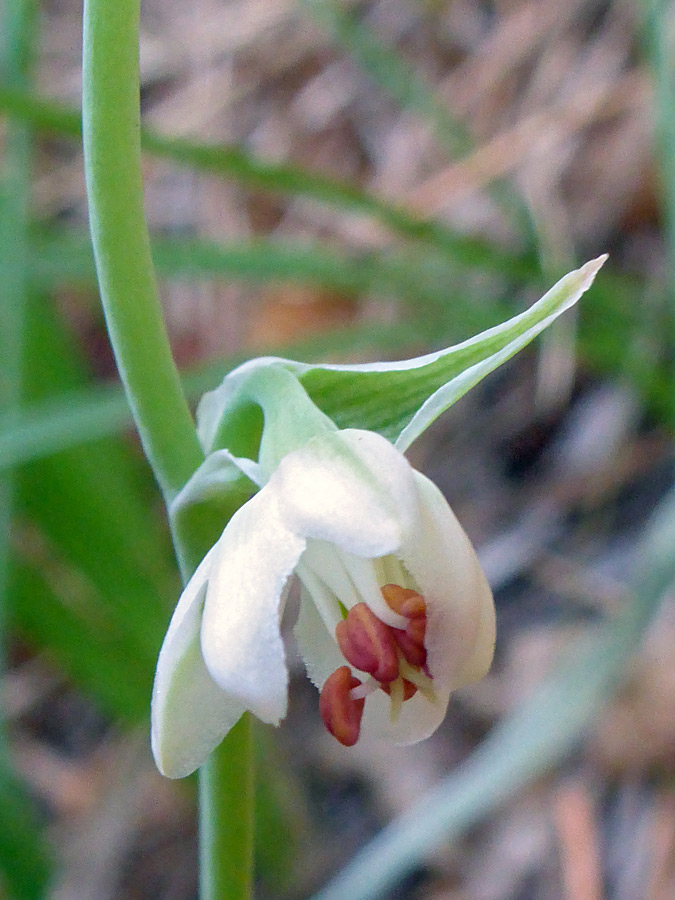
81 5 255 899
81 0 203 505
199 715 255 900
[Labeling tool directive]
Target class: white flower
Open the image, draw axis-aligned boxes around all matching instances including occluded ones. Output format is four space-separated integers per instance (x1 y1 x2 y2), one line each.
151 428 495 778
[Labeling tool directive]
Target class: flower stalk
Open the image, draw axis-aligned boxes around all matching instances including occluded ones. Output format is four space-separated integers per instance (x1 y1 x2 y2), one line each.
81 2 253 898
82 0 203 509
199 715 254 900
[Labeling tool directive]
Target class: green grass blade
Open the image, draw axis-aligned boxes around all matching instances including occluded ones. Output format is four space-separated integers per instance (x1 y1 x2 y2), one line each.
0 765 52 900
10 559 155 720
642 0 675 348
0 0 34 631
635 1 675 426
0 3 53 897
3 256 664 470
11 290 178 722
29 228 519 324
0 84 519 262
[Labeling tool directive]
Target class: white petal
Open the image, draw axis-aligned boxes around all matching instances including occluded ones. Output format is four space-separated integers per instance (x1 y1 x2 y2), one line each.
151 548 246 778
360 683 451 745
298 541 406 629
274 429 416 557
403 471 495 691
294 586 345 689
358 472 495 745
334 550 407 628
298 541 361 615
453 570 496 685
295 545 348 635
200 485 305 725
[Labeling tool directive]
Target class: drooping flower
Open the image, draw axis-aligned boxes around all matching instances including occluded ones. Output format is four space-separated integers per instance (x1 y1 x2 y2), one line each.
150 257 611 778
151 426 495 779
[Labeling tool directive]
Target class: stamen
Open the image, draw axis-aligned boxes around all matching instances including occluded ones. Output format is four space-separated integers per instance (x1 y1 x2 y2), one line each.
392 628 427 668
336 602 399 683
381 583 422 616
406 615 426 645
350 677 379 701
399 658 437 703
322 589 436 744
319 666 365 747
380 677 417 702
388 675 403 722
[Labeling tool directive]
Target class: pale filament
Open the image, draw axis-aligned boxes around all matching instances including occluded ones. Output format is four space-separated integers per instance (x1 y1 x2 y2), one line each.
399 658 437 702
350 678 380 701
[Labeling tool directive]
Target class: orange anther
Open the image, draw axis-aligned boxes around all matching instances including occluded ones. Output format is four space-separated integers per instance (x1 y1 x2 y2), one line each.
336 603 400 683
381 583 421 616
319 666 365 747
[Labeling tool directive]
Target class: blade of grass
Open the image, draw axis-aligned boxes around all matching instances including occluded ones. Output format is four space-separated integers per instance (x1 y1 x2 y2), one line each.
10 557 156 721
311 481 675 900
0 2 53 897
14 290 178 684
0 0 33 660
0 84 530 266
30 228 652 411
0 764 52 900
302 0 474 157
29 228 516 327
643 0 675 347
644 0 675 261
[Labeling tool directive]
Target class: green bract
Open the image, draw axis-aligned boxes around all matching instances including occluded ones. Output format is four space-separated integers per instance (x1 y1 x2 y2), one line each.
198 256 607 456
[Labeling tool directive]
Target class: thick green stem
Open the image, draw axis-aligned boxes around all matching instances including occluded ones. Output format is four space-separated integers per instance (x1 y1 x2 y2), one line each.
82 4 254 899
199 715 255 900
81 0 203 504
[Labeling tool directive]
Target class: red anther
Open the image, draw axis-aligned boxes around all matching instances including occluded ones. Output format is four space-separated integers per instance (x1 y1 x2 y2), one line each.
380 677 418 702
392 628 427 668
381 583 421 616
336 603 400 683
319 666 365 747
406 615 426 646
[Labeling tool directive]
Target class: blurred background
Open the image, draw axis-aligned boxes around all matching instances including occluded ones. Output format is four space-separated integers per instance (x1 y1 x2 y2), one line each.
1 0 675 898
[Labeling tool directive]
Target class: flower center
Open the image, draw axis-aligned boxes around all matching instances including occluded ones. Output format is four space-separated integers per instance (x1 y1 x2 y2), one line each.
319 584 431 746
